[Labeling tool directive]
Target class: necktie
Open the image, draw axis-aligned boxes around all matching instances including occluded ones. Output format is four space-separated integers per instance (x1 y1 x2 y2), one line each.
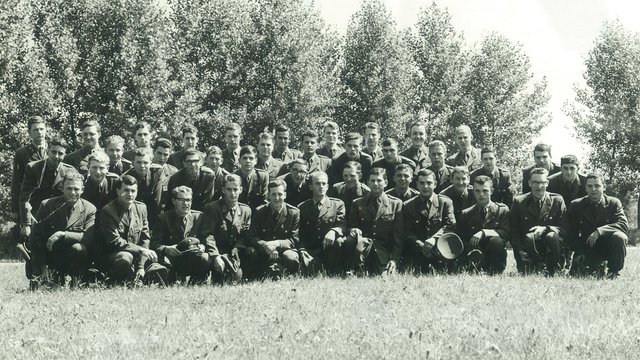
37 146 46 159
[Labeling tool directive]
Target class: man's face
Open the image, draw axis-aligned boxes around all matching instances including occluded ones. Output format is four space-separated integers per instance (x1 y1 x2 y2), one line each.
275 131 290 150
561 163 578 182
410 125 426 147
394 169 412 190
47 145 66 167
117 183 138 206
82 126 100 148
29 123 47 143
184 154 202 177
382 144 398 162
205 153 222 171
225 129 241 148
223 180 242 204
268 185 286 209
529 173 548 199
291 163 308 185
473 181 492 207
310 175 328 197
481 152 496 171
172 192 192 217
135 128 152 148
367 174 387 196
302 136 318 156
323 127 338 146
364 128 380 148
455 130 472 150
88 160 108 183
106 143 124 164
534 150 551 168
239 153 256 173
63 179 84 205
451 172 469 192
183 131 198 150
429 145 445 168
416 174 436 198
133 155 151 175
586 178 604 202
153 146 171 165
257 138 273 158
345 139 361 159
343 167 360 188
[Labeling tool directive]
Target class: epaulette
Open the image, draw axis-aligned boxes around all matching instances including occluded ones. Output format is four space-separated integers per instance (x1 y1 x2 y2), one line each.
190 209 203 215
547 192 562 199
496 202 509 209
361 183 371 191
360 152 373 160
150 163 162 169
285 203 299 211
386 194 400 201
133 200 145 206
60 163 76 169
256 204 269 211
237 202 250 210
121 158 132 165
200 166 214 174
316 154 330 160
106 172 120 179
255 169 268 175
328 196 342 203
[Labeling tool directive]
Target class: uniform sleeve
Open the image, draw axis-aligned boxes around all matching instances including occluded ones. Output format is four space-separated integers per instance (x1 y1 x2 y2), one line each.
258 174 268 206
493 207 511 240
331 201 346 235
597 199 629 237
65 205 96 242
391 201 405 261
249 210 264 247
10 150 25 213
563 202 580 251
277 209 299 250
509 201 524 252
100 207 144 254
150 215 169 255
197 212 218 257
19 163 38 225
348 200 361 230
434 199 457 239
403 203 422 249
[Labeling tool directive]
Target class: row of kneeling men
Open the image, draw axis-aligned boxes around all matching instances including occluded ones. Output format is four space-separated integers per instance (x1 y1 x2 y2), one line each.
23 163 629 288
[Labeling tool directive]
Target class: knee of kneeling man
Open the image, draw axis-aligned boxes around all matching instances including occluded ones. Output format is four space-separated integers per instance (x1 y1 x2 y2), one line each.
488 236 506 247
69 243 86 254
611 231 628 244
117 251 135 265
281 250 300 264
544 231 561 243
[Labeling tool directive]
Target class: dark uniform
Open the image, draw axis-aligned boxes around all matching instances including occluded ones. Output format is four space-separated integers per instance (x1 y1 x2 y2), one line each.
403 193 456 272
124 165 166 226
298 196 347 275
30 196 96 278
166 149 205 170
348 193 404 274
279 173 312 207
385 187 419 202
316 145 345 161
64 146 102 173
296 153 332 175
82 173 119 211
470 167 514 207
272 147 302 164
521 163 561 194
510 192 566 274
399 145 430 169
203 199 251 283
235 169 269 210
440 185 476 222
457 202 510 275
166 167 216 212
210 167 230 201
445 147 482 171
547 173 587 205
371 156 416 190
11 143 47 216
564 195 628 276
328 151 373 185
328 182 370 217
108 159 132 175
257 157 284 180
426 164 453 194
123 147 152 163
221 147 240 173
151 209 213 279
363 147 383 162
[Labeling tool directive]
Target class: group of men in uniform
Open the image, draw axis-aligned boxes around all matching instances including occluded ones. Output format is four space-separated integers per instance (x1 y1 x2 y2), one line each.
11 116 630 288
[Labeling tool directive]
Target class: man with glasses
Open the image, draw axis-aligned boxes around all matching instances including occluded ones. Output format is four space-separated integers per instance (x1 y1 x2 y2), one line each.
166 149 216 212
279 159 312 207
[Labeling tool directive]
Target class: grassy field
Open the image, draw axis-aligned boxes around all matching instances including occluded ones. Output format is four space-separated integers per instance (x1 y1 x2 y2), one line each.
2 249 640 359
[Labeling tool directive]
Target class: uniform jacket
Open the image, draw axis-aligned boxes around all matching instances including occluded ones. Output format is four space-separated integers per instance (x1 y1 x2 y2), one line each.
11 143 47 213
100 199 151 261
329 181 370 217
151 209 215 257
82 172 119 211
440 185 476 222
64 146 102 173
470 166 514 207
256 157 284 180
363 147 383 162
273 147 302 164
295 153 332 175
403 193 456 252
445 147 482 170
563 195 628 252
457 202 510 247
280 173 312 207
547 173 587 206
166 167 216 211
316 145 345 161
203 199 252 255
124 165 166 224
399 145 430 169
235 169 269 210
221 147 240 173
509 192 566 252
298 196 346 251
250 204 300 250
166 149 205 170
108 159 132 175
426 164 453 194
521 162 561 194
371 156 416 190
328 151 373 185
348 193 404 264
385 187 419 202
123 147 152 163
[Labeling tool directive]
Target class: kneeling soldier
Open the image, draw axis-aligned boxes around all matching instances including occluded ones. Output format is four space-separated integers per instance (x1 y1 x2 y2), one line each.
152 186 214 284
403 169 456 273
298 171 346 275
246 179 300 278
457 175 510 275
30 172 96 286
203 174 251 284
510 168 566 275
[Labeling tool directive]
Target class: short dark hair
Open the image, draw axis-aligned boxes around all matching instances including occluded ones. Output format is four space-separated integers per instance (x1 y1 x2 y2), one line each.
381 138 398 147
533 143 552 155
344 132 363 144
275 124 290 134
116 175 138 190
181 124 198 136
428 140 446 152
81 119 101 133
49 137 69 150
416 168 436 180
239 145 257 158
585 174 604 183
473 175 493 188
62 171 84 186
206 145 222 157
364 122 380 131
395 163 414 175
153 138 173 151
268 179 287 192
222 174 241 187
133 121 152 134
28 116 46 130
529 167 549 177
481 147 496 157
560 155 579 166
183 148 202 160
134 148 152 159
289 158 308 171
369 167 387 180
302 130 318 140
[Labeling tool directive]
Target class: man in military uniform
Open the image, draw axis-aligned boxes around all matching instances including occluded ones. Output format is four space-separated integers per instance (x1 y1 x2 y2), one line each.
272 124 302 164
316 121 345 160
104 135 132 175
403 169 456 273
510 168 566 275
457 175 510 275
425 140 453 194
521 143 561 194
152 186 213 283
363 122 383 161
440 166 476 222
100 175 164 284
372 138 416 190
20 137 77 241
328 161 370 217
279 159 312 207
11 116 48 222
29 172 96 285
445 125 482 170
166 149 216 212
246 179 301 278
64 118 102 172
348 168 404 275
203 174 250 284
385 164 419 201
256 132 284 179
82 152 119 211
399 121 429 169
234 145 269 210
124 149 166 226
204 145 230 201
298 172 347 275
547 155 587 206
469 148 515 207
152 138 176 170
563 174 628 278
328 132 372 185
123 121 154 162
221 123 242 173
297 130 332 175
167 124 200 170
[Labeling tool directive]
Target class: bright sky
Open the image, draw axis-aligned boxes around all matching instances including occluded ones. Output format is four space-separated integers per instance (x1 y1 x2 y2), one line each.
315 0 640 161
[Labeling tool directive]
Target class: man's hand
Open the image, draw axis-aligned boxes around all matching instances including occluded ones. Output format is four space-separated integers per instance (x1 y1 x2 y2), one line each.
385 260 397 275
528 226 546 240
470 231 484 248
140 248 158 263
421 238 435 257
135 268 145 279
46 231 65 252
586 230 600 248
322 231 336 249
212 256 225 273
164 246 182 258
20 225 31 241
349 228 362 238
258 241 278 257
